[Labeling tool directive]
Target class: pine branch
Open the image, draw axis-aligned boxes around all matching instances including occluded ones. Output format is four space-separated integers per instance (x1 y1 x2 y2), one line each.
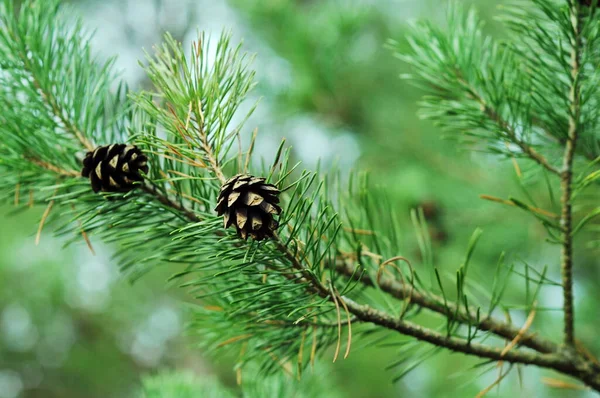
24 62 95 152
3 0 600 393
26 157 80 178
140 183 202 223
335 259 557 354
460 79 561 176
560 0 583 348
277 231 600 390
345 294 600 391
4 5 96 152
194 103 227 185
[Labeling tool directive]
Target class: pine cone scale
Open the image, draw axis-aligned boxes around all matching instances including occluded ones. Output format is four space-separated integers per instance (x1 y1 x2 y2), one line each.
215 174 281 241
227 191 242 207
242 192 264 206
236 207 248 229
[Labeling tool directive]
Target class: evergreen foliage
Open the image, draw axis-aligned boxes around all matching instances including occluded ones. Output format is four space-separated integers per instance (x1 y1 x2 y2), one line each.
1 0 599 394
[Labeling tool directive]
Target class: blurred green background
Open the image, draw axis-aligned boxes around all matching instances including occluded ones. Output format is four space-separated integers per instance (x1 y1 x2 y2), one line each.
1 0 599 397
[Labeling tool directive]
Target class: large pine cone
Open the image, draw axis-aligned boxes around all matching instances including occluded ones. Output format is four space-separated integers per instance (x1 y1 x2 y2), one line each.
215 174 281 241
82 144 149 193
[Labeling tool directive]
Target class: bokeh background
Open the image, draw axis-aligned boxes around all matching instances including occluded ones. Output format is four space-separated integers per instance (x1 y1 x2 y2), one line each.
1 0 599 397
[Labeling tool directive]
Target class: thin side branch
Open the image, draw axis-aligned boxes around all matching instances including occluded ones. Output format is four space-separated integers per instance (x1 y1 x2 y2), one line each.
340 296 600 391
5 22 95 151
340 296 563 368
27 157 80 177
335 259 558 354
15 46 95 152
34 79 95 152
483 104 560 175
560 1 582 348
460 80 561 176
272 237 578 381
141 183 202 223
193 101 227 184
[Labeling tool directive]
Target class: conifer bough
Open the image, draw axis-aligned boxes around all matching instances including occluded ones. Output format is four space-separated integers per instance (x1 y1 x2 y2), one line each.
2 0 600 394
215 174 281 241
81 144 149 193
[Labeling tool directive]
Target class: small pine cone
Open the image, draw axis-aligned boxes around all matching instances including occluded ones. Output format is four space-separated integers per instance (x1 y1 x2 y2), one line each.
81 144 149 193
215 174 281 241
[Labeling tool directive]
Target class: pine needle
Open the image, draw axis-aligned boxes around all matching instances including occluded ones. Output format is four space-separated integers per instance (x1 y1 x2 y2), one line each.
72 204 95 255
480 194 558 218
265 351 294 378
244 127 257 174
338 295 353 359
297 327 308 379
506 141 523 178
500 303 537 357
35 199 55 245
541 377 588 390
575 340 600 366
217 334 253 348
236 342 247 386
185 101 193 132
330 286 342 363
310 323 318 370
342 227 375 236
475 365 513 398
14 183 20 206
167 189 204 205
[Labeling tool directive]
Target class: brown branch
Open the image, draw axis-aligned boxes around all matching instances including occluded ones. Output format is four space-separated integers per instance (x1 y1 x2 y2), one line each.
340 296 600 391
480 194 559 219
458 78 561 176
340 296 562 367
560 2 582 349
531 115 597 162
335 259 557 354
193 100 227 184
482 104 560 176
12 32 95 152
272 237 579 375
140 183 201 223
27 157 80 177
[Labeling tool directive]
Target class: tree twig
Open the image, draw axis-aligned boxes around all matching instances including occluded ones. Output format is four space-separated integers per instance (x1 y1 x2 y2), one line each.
140 182 202 223
340 295 600 391
335 259 557 354
11 31 95 152
269 236 596 385
458 78 561 176
193 100 227 184
560 1 582 348
27 156 80 177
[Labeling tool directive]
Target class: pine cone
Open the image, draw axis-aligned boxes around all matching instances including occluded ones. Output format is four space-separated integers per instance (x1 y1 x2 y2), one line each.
215 174 281 241
82 144 149 193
